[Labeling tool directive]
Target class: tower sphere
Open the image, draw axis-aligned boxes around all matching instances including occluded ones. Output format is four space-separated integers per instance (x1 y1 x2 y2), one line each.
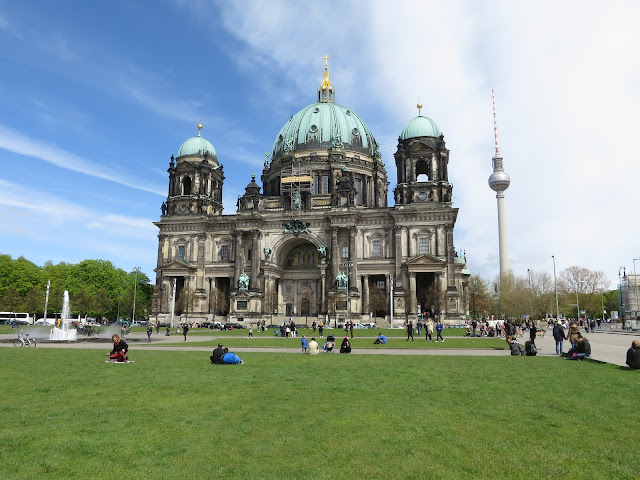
488 168 510 192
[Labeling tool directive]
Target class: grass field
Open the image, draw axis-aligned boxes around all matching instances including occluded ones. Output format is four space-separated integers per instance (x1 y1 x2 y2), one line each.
1 347 637 479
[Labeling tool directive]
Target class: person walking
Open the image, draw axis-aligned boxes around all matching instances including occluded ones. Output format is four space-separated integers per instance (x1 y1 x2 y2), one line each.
349 320 354 339
318 321 324 337
182 322 189 341
248 324 254 338
435 319 445 342
155 322 160 335
406 321 414 341
165 325 171 336
425 317 434 342
146 324 152 343
552 321 567 355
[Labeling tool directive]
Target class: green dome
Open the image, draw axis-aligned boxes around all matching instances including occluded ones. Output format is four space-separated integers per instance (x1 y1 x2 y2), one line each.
271 101 380 160
177 134 217 160
400 115 442 140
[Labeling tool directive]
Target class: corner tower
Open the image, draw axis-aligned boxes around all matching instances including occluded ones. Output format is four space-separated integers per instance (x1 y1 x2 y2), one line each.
393 103 452 206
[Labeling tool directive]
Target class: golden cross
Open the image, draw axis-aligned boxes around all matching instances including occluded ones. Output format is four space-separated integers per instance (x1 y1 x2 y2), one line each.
323 54 330 69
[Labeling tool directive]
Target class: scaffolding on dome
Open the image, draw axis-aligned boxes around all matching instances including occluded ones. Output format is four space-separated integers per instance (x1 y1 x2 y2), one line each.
280 160 312 216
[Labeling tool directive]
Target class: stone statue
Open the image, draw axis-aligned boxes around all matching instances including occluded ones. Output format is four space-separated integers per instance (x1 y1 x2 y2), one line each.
264 151 270 167
264 247 272 261
336 271 348 290
292 192 301 210
161 202 167 215
238 273 250 290
317 245 327 259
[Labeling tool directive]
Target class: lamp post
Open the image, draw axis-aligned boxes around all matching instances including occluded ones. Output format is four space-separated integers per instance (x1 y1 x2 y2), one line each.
552 256 560 321
132 267 140 324
633 259 640 320
576 279 587 322
619 267 626 328
341 261 353 326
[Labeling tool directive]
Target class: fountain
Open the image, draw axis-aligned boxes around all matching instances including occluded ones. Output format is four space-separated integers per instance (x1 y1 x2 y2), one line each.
49 290 77 341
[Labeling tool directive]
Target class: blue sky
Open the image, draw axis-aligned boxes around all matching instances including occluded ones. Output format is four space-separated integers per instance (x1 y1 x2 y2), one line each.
1 0 639 288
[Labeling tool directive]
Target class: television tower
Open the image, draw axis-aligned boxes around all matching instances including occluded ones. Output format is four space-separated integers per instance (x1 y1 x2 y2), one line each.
488 89 510 279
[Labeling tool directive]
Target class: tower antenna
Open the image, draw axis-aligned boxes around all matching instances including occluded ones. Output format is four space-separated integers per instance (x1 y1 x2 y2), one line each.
492 89 500 156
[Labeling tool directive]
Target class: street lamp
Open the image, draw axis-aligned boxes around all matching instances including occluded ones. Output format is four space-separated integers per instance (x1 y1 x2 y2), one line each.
633 259 640 320
619 267 626 328
132 267 140 324
552 256 560 321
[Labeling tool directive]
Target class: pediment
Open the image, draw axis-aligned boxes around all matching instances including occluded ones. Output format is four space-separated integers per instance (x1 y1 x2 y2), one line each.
156 259 196 272
405 254 445 267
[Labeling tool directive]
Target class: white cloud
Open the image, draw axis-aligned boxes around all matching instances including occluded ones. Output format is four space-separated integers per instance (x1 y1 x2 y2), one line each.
207 0 640 287
0 124 165 196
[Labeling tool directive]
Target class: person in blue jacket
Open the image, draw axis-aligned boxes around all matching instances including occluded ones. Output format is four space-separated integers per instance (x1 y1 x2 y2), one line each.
301 335 309 353
435 319 445 342
374 333 387 344
221 348 244 364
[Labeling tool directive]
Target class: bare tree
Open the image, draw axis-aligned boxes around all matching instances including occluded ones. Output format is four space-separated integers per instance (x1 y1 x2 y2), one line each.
468 275 490 318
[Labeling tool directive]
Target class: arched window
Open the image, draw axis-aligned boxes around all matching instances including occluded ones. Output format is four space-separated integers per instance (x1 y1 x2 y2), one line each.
182 176 192 195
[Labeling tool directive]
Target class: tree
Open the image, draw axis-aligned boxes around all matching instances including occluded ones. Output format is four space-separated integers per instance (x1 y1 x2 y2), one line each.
468 275 490 318
559 266 610 319
24 285 45 317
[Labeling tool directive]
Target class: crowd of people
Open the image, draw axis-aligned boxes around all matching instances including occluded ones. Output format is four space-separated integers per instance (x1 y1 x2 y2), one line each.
104 317 640 369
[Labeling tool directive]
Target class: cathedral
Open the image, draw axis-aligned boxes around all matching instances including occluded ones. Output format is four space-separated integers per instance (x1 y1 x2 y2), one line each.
152 61 470 326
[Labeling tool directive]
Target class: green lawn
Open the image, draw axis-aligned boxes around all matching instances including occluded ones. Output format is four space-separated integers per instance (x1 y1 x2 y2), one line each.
1 348 637 479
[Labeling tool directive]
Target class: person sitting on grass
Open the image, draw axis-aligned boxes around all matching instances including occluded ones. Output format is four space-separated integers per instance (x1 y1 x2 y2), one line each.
107 334 128 362
340 336 351 354
221 348 244 364
308 337 320 355
210 343 225 364
373 333 387 344
565 334 591 360
626 340 640 369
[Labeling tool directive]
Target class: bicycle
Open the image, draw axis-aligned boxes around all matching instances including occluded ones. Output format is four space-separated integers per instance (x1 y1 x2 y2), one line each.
14 330 37 347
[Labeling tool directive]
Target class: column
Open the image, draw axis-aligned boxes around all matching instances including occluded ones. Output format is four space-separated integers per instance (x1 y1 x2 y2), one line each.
320 270 326 313
409 272 417 316
331 227 339 283
349 227 358 291
250 230 260 290
363 274 370 315
446 227 456 291
394 226 403 288
234 231 243 289
196 234 205 291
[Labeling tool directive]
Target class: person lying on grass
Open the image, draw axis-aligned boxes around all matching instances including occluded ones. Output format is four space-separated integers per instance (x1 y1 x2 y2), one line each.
221 348 244 364
107 334 128 362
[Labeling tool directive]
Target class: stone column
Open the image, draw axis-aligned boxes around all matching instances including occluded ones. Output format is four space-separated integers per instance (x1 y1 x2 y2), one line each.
349 227 358 291
250 230 260 290
394 226 403 289
233 231 243 289
446 227 457 291
320 270 326 313
409 272 417 316
196 234 205 291
363 274 370 315
331 227 339 283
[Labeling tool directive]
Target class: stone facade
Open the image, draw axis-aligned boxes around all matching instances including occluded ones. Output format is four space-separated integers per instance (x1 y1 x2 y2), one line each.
152 68 469 326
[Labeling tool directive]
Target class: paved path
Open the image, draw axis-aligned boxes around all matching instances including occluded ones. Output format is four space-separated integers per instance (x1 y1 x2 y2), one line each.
2 328 638 366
